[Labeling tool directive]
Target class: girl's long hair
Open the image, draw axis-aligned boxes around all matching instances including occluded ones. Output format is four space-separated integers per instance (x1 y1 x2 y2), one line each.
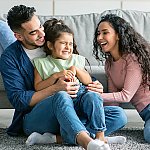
43 18 79 55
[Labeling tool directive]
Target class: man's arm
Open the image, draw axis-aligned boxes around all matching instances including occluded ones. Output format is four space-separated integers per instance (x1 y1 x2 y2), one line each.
34 67 75 91
0 52 79 110
31 78 79 106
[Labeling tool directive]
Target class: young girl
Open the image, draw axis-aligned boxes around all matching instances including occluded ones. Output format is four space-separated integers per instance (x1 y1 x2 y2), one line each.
92 14 150 143
27 18 112 150
26 18 126 149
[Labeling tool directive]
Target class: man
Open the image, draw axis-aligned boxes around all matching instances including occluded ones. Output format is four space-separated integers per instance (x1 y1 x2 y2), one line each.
0 5 127 149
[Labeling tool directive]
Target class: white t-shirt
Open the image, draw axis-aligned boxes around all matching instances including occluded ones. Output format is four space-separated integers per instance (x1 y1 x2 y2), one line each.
23 46 46 62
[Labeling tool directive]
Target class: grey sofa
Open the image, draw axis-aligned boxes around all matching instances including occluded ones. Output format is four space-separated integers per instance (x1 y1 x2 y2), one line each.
0 9 150 109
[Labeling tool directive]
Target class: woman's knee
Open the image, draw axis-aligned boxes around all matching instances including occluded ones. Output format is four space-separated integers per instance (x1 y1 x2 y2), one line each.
144 131 150 143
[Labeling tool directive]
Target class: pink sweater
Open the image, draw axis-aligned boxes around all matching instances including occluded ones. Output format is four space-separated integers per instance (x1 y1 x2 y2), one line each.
101 53 150 113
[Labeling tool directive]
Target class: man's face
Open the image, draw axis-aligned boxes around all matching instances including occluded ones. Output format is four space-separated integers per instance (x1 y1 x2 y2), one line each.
15 15 45 49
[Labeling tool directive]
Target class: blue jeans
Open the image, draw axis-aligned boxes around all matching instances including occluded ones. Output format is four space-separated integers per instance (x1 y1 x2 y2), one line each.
139 104 150 143
73 85 106 138
23 91 127 144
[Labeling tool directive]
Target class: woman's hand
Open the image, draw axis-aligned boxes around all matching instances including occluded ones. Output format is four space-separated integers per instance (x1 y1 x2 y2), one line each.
86 80 103 94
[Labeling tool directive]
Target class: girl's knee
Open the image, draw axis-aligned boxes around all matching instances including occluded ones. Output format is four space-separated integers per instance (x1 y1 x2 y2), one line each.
54 91 73 105
84 91 103 103
54 91 70 100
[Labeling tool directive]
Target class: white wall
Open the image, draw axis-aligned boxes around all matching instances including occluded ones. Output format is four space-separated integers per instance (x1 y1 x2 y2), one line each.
122 1 150 12
0 0 150 16
0 0 53 15
54 0 121 15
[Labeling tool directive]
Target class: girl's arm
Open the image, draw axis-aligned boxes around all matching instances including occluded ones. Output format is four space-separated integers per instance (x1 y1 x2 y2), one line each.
34 68 57 91
34 68 75 91
69 66 92 85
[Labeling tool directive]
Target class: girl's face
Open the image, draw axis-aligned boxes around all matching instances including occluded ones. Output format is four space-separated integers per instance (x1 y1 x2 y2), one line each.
97 21 119 57
50 32 73 59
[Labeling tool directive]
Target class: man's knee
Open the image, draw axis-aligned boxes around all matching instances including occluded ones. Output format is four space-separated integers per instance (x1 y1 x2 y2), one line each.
144 120 150 143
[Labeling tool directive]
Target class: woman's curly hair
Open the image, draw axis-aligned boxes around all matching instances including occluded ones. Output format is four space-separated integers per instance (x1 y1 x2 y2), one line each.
93 14 150 88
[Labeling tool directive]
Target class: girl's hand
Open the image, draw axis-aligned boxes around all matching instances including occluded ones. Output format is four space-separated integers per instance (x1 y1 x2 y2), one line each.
64 67 77 82
86 80 103 94
55 70 75 81
69 66 76 75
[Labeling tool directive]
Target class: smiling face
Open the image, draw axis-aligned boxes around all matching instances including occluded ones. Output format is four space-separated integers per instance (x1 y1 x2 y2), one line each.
97 21 120 59
15 15 45 49
49 32 73 59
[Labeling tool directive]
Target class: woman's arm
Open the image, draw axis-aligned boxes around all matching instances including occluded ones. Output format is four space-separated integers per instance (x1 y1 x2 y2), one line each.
87 80 104 94
101 56 142 103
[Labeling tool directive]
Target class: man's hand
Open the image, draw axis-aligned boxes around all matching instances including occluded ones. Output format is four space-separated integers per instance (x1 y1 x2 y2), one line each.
55 77 79 98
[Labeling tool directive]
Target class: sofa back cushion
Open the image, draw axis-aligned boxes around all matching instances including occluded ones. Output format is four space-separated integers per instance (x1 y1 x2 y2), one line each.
0 20 16 92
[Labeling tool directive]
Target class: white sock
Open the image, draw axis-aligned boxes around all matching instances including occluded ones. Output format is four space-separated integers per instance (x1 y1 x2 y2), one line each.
26 132 56 146
106 136 126 144
87 139 111 150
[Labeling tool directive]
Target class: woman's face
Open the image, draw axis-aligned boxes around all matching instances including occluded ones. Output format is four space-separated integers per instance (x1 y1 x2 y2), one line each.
51 32 73 60
97 21 119 55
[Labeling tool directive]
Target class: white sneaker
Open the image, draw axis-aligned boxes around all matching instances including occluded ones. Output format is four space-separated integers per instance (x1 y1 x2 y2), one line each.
87 139 111 150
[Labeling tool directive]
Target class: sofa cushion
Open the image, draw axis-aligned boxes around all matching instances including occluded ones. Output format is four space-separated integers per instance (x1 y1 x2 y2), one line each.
0 20 16 91
0 20 16 54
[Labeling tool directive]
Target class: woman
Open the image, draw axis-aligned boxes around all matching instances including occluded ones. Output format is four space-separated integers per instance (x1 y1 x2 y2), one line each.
90 14 150 143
